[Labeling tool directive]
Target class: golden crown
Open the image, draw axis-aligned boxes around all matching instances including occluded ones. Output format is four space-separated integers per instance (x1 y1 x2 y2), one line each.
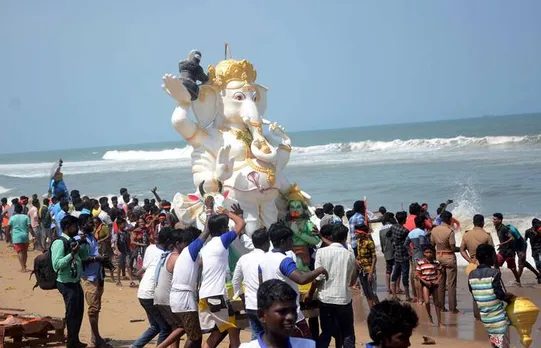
285 184 308 204
208 59 257 89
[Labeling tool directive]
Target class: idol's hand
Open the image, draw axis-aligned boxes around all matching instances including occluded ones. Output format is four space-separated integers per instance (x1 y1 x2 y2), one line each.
216 145 235 182
162 74 191 106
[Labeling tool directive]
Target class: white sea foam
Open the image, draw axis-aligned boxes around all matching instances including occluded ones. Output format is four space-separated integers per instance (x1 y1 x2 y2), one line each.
99 134 541 161
1 134 539 179
0 186 12 195
102 147 193 161
293 134 541 154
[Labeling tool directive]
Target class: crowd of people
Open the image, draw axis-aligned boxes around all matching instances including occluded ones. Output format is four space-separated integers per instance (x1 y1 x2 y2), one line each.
1 186 541 348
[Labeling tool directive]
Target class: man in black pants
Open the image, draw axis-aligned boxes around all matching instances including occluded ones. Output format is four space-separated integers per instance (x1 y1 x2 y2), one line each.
51 215 89 348
314 225 357 348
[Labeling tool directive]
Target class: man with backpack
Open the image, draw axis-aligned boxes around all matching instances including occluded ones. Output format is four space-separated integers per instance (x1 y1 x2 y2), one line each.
51 215 89 348
492 213 521 286
509 221 541 283
77 212 112 348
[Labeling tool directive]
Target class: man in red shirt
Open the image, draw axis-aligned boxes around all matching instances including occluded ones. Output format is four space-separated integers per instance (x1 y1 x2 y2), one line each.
404 203 432 231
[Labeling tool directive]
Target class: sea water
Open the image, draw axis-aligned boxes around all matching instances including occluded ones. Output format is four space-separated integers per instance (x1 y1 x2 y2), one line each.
1 113 540 265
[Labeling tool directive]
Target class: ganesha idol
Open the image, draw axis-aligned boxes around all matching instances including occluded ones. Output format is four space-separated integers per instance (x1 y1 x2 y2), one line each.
162 51 312 257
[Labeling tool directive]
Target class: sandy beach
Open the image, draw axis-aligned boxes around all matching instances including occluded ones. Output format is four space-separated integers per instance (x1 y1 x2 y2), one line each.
1 242 539 347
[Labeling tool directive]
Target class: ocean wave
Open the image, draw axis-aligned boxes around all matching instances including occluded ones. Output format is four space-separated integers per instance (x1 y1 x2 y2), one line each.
102 147 193 161
0 186 12 195
293 134 541 154
1 134 539 178
97 134 541 161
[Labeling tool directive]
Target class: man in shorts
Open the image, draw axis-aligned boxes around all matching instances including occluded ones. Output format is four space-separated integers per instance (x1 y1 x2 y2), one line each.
493 213 521 286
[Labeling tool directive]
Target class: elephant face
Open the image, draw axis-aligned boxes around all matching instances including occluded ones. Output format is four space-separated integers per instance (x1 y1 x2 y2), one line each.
192 81 268 129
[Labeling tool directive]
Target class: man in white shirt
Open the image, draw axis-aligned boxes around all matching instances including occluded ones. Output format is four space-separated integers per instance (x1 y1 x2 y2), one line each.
258 223 327 339
131 228 171 348
240 279 314 348
198 205 246 348
314 225 356 348
318 203 335 228
232 228 270 339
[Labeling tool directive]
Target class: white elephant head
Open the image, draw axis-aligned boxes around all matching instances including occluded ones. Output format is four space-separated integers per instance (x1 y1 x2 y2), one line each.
192 59 267 127
191 59 281 161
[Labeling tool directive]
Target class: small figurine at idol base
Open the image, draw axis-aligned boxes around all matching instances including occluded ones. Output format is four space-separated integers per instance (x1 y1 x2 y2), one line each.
284 184 321 272
164 48 307 250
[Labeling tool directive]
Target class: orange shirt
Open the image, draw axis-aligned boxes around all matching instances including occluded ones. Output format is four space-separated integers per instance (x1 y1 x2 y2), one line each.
2 204 9 227
404 214 433 232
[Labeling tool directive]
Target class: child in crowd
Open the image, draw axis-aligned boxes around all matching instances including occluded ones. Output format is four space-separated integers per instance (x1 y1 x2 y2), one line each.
366 300 419 348
112 217 135 287
239 279 315 348
355 224 379 309
130 219 150 274
415 245 443 328
198 204 246 348
468 243 515 348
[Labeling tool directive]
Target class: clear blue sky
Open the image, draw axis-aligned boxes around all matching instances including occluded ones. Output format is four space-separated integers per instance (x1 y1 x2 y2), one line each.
1 1 540 153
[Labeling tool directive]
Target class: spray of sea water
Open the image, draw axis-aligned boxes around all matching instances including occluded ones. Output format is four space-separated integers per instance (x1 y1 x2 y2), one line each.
369 180 537 267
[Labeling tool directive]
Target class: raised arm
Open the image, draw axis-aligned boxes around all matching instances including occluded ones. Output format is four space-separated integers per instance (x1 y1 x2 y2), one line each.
219 204 246 235
150 187 162 203
162 74 208 147
198 197 214 243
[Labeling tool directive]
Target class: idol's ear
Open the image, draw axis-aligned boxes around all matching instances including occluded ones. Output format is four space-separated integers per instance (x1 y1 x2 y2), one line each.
192 85 221 128
254 84 268 117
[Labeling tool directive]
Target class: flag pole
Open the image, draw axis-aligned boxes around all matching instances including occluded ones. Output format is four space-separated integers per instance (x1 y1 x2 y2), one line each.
364 196 368 226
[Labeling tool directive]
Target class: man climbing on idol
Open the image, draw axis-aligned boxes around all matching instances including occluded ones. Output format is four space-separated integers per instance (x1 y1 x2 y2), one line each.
49 159 69 201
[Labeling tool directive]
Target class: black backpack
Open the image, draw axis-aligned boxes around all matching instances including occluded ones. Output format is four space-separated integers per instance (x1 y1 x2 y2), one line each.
30 236 69 290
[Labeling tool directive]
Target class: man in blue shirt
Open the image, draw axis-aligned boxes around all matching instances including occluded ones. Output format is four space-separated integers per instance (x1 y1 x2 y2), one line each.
348 201 366 256
54 199 70 237
77 212 111 348
49 160 69 201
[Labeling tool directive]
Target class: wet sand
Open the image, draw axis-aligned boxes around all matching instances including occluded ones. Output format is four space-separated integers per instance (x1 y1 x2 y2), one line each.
1 243 539 347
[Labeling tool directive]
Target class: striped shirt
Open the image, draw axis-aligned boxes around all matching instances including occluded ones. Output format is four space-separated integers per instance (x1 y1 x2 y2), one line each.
468 265 509 334
415 258 440 282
